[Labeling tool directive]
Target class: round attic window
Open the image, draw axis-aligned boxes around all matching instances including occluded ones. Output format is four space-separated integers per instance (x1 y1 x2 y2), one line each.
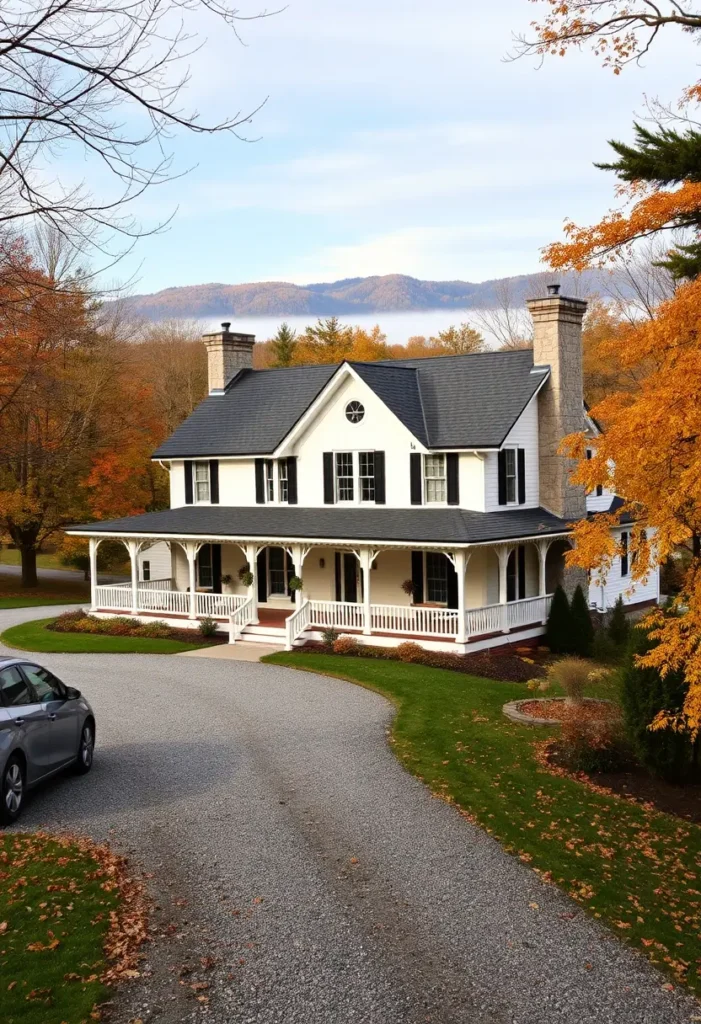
345 401 365 424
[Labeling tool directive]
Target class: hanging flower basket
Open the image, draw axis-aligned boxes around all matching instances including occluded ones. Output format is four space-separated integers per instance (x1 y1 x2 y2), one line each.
288 576 304 591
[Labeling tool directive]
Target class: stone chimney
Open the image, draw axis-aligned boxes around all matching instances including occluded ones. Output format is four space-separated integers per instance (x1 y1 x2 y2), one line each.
202 322 255 394
526 284 588 521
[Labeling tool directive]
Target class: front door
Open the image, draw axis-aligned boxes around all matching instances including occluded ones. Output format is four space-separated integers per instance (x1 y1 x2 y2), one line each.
335 552 358 603
259 547 295 603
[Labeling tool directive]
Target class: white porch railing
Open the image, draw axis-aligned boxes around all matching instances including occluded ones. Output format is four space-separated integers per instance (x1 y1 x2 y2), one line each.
464 594 553 638
370 603 459 637
506 594 552 630
229 596 256 643
111 577 172 591
195 592 247 619
94 585 247 620
309 599 365 631
285 599 312 650
138 589 190 615
94 585 133 611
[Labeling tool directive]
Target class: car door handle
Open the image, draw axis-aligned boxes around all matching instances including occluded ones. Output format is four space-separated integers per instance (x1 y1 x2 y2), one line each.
14 717 24 726
47 713 57 721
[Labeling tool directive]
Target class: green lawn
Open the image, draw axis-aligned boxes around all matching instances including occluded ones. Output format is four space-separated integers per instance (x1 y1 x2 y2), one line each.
0 550 71 572
0 573 90 609
1 617 210 654
266 651 701 993
0 833 117 1023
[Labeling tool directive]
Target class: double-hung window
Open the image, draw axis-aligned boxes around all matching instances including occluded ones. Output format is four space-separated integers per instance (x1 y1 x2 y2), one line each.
278 460 289 503
265 460 275 502
424 455 446 504
425 552 448 603
504 449 517 504
194 462 210 503
335 452 354 502
359 452 375 503
198 545 213 589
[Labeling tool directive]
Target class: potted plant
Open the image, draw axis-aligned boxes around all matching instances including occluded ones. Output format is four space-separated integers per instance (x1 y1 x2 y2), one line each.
221 573 234 594
238 565 254 588
401 579 415 602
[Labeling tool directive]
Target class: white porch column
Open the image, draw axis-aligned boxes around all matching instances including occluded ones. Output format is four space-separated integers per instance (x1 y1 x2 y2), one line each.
290 544 305 607
89 537 98 611
185 541 198 620
454 549 468 644
359 548 373 635
535 539 550 596
245 543 260 624
127 539 139 615
496 545 513 634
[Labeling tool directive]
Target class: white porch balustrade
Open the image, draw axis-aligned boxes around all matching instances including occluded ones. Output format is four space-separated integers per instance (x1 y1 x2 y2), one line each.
94 585 247 619
369 603 459 637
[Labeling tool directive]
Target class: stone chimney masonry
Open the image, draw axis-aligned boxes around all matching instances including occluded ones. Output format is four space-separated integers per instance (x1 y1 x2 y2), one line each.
527 285 588 522
202 322 255 394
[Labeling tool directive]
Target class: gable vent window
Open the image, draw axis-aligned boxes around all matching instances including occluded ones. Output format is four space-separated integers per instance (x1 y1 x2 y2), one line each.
359 452 375 502
346 401 365 424
424 455 446 504
335 452 354 501
194 462 210 503
278 460 289 503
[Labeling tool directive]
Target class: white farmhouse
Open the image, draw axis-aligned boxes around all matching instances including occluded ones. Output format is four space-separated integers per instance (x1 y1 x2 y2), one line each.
67 285 659 650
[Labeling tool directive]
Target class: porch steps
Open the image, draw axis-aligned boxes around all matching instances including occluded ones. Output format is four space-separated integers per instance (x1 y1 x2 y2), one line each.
239 623 288 644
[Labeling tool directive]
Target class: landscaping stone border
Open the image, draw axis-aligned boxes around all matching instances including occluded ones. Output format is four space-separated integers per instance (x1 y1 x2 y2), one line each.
503 696 615 726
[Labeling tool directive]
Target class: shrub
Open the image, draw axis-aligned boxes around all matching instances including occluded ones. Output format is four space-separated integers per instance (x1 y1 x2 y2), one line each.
73 616 102 634
198 616 218 637
607 596 630 649
546 657 591 703
396 642 425 663
591 627 621 665
320 627 340 647
136 620 173 639
559 709 626 773
620 621 700 783
52 609 88 631
100 616 136 636
570 585 594 657
545 585 573 655
332 635 360 656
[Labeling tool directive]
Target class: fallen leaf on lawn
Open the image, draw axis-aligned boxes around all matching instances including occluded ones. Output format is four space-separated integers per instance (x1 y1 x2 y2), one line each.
0 922 7 933
529 902 539 910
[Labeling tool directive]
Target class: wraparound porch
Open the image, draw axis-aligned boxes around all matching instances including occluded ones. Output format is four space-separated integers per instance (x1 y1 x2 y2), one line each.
85 533 570 653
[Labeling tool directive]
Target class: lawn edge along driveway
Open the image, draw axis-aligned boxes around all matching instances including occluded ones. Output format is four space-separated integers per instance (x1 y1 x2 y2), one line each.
1 617 211 655
264 651 701 995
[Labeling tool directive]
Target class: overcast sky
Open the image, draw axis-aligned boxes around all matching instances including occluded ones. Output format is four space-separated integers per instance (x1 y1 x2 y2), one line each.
114 0 698 293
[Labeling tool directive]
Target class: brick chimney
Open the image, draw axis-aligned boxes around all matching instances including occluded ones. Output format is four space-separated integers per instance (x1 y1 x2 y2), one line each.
202 322 255 394
526 285 588 521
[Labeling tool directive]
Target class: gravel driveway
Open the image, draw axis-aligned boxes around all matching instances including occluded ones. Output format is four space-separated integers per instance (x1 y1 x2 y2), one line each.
1 606 697 1024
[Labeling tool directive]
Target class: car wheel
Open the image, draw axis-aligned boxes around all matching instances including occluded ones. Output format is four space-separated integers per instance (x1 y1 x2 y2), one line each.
1 756 24 825
75 721 94 775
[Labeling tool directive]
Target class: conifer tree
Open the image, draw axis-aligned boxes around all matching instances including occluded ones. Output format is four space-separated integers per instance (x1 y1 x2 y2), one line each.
545 585 573 655
270 322 297 367
570 585 595 657
607 595 630 649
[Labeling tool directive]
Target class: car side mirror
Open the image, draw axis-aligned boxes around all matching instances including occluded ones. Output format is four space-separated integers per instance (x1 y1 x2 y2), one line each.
65 686 81 700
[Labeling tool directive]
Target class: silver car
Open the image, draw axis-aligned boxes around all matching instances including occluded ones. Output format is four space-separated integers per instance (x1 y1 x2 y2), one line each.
0 657 95 824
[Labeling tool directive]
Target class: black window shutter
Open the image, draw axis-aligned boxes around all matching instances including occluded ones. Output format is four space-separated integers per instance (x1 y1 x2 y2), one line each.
446 555 459 609
184 462 193 505
621 532 629 577
446 453 459 506
334 552 342 602
209 460 219 504
517 449 526 505
518 545 526 599
323 452 335 504
257 550 267 602
374 451 386 504
497 450 507 506
255 459 265 504
287 456 298 504
410 453 422 505
411 551 424 603
212 544 222 594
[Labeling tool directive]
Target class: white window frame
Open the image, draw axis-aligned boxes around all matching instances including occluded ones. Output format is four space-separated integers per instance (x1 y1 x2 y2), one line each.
358 451 375 503
194 461 211 504
335 452 355 503
504 448 517 505
142 560 151 582
278 460 289 504
264 460 275 503
424 454 446 504
424 551 449 604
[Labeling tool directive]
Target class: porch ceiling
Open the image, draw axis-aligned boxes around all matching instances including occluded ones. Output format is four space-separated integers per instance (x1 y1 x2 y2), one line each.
67 505 573 546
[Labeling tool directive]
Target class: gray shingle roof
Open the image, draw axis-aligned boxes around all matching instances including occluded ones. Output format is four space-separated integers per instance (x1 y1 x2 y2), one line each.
67 505 571 545
152 349 547 459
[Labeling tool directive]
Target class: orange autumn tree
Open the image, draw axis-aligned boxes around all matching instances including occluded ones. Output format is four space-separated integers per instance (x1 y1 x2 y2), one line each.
519 1 701 735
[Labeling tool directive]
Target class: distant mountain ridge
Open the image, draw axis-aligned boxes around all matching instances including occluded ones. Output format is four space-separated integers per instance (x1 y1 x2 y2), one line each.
124 271 610 320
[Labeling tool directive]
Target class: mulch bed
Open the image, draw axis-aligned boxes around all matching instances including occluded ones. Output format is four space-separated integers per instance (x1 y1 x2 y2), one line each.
47 621 227 646
519 698 619 722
